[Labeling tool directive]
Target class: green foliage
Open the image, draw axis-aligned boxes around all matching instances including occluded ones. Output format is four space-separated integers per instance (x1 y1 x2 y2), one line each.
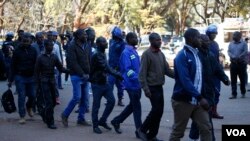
2 0 250 35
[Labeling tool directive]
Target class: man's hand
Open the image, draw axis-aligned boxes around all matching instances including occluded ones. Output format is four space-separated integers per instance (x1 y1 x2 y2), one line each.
224 79 231 86
80 74 89 81
199 98 209 111
144 91 151 98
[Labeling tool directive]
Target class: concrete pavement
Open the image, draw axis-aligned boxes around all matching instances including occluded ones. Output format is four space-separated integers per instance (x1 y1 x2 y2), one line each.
0 71 250 141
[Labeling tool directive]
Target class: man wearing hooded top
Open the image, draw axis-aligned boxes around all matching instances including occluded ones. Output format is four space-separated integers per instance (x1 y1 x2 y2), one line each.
111 32 142 138
8 32 38 124
138 32 174 141
47 31 62 105
2 32 15 79
108 26 126 106
35 39 69 129
206 24 224 119
75 27 96 114
89 36 123 134
61 29 92 127
169 28 212 141
13 30 24 49
188 34 230 141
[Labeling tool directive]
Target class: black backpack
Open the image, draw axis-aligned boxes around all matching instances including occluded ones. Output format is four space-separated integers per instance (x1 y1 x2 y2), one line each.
1 89 16 113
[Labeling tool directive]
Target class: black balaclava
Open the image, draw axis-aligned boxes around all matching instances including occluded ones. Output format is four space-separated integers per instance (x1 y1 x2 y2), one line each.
96 37 107 53
44 39 54 54
21 32 32 48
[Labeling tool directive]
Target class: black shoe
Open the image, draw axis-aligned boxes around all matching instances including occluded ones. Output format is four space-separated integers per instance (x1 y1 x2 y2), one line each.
99 122 112 130
77 120 92 126
111 120 122 134
137 128 148 141
93 127 102 134
47 124 57 129
118 100 125 107
61 114 68 127
75 109 79 113
135 130 140 138
229 96 237 99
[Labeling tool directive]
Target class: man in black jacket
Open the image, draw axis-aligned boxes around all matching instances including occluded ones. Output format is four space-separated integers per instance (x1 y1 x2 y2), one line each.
2 32 15 79
90 37 123 134
35 40 69 129
8 32 38 124
61 29 92 127
189 34 230 141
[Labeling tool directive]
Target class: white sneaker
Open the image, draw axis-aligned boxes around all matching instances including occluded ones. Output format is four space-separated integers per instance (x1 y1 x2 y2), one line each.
18 118 26 124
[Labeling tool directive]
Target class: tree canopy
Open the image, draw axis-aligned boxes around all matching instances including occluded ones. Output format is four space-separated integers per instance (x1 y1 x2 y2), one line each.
0 0 250 36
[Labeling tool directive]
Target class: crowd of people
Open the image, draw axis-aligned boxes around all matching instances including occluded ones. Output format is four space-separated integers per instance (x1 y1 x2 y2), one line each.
0 24 248 141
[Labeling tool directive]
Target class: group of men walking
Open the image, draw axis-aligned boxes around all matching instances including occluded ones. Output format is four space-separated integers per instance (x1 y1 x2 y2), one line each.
0 23 248 141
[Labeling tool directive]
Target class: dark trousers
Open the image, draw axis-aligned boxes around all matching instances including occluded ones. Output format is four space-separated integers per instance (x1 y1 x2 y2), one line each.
112 89 142 129
230 62 247 96
39 81 56 125
108 75 124 100
214 79 221 105
54 69 60 98
91 83 115 127
189 109 215 141
140 85 164 140
57 71 63 88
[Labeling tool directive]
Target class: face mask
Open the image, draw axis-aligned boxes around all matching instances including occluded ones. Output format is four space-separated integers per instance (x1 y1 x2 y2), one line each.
46 47 53 53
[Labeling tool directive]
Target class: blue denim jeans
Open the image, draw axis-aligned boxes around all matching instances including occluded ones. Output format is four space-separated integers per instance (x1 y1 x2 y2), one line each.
91 83 115 127
54 69 60 98
56 70 63 88
62 75 88 121
108 75 124 100
112 89 142 129
4 57 11 78
15 75 35 118
86 82 91 110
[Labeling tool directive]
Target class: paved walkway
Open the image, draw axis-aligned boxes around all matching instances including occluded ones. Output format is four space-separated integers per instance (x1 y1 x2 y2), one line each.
0 71 250 141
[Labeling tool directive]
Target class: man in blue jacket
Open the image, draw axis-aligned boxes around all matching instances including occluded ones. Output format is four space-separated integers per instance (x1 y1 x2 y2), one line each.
206 24 224 119
108 26 126 106
111 32 142 138
169 28 212 141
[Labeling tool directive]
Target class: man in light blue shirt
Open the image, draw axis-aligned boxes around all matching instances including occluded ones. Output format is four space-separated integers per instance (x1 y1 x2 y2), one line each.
228 31 248 99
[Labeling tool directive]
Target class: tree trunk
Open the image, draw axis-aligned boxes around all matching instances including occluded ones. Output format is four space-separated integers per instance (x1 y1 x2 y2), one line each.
73 11 82 30
60 14 68 34
0 5 3 31
73 0 90 30
15 17 25 34
0 0 7 31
